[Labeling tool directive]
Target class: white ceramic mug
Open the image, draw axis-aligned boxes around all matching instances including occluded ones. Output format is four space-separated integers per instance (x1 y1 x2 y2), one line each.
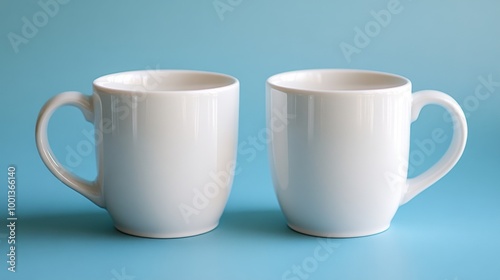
267 69 467 237
36 70 239 238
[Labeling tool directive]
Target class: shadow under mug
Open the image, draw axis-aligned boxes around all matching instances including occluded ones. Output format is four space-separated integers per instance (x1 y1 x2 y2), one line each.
36 70 239 238
267 69 467 238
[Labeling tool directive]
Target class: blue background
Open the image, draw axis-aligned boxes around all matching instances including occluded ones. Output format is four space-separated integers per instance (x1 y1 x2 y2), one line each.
1 0 499 279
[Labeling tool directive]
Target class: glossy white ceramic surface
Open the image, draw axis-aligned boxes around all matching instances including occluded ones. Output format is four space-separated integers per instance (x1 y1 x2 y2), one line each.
36 70 239 238
267 69 467 237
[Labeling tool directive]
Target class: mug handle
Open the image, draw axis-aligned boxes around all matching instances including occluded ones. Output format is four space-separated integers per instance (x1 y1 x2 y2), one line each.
400 90 468 205
35 91 104 207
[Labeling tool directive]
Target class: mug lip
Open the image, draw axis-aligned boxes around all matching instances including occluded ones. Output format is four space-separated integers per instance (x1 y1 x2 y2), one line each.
93 69 239 95
267 69 412 95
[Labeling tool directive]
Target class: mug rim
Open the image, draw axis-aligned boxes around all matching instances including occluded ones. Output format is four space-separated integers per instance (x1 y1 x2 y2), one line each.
93 69 239 95
267 69 412 95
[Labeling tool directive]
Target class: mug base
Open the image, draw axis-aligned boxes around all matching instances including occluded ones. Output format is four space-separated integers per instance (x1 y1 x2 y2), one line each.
114 223 219 239
287 223 390 238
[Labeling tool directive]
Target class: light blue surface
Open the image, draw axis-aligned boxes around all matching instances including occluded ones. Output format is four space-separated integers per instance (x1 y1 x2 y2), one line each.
1 0 499 279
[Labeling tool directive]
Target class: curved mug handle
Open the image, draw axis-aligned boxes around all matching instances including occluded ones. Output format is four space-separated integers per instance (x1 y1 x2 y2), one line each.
400 90 468 205
35 92 104 207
